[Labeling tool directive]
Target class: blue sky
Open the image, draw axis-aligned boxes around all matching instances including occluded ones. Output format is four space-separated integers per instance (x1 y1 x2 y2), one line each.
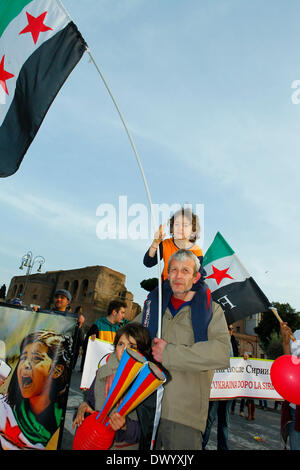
1 0 300 311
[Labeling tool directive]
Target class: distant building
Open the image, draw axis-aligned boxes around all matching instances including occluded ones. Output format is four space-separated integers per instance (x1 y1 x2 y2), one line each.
232 314 264 358
6 265 141 329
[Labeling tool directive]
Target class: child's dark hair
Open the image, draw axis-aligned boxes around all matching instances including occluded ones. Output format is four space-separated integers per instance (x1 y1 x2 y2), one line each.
169 207 200 243
114 322 152 359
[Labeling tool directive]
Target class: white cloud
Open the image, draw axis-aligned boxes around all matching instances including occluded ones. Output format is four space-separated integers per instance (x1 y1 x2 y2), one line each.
0 185 95 238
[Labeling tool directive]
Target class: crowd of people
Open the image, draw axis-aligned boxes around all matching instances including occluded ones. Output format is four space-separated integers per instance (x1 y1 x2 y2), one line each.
70 208 300 451
1 207 299 451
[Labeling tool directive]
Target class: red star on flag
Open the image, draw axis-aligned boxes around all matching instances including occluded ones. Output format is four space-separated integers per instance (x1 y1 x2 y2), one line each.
206 265 234 285
19 11 53 44
0 55 15 95
4 417 25 448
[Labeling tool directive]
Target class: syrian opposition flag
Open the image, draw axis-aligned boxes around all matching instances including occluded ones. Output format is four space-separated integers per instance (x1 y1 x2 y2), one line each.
0 0 86 177
203 232 270 324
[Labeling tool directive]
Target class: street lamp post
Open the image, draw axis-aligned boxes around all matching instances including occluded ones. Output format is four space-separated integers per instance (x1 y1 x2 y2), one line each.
19 251 45 301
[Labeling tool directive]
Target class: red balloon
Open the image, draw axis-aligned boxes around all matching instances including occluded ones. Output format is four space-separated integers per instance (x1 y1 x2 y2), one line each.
73 412 115 450
270 355 300 405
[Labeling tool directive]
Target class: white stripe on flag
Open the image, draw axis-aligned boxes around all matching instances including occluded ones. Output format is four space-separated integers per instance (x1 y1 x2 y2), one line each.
205 253 250 291
0 0 69 125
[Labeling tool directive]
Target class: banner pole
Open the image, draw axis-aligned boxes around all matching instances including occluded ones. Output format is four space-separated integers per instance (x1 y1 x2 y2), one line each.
55 0 163 338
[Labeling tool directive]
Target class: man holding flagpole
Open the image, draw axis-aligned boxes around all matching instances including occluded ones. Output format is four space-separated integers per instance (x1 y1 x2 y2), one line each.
143 249 230 450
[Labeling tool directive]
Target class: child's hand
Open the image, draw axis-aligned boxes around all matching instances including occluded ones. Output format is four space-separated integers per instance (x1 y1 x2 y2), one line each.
109 412 126 431
280 322 293 345
153 224 166 247
72 402 94 428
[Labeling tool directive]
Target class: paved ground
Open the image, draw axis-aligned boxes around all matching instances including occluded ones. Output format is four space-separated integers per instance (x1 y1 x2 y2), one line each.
205 402 283 451
60 365 286 451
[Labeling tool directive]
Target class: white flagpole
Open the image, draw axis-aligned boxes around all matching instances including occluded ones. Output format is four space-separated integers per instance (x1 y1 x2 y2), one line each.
55 0 163 338
86 47 163 338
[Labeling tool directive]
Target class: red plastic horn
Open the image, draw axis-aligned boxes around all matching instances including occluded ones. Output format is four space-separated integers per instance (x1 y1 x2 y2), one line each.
73 412 116 450
96 348 146 423
113 361 166 419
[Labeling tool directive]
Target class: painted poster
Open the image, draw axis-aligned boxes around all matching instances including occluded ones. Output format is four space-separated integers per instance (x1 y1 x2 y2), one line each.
0 305 77 450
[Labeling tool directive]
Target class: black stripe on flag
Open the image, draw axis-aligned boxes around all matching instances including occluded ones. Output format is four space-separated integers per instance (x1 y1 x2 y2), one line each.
211 277 271 324
0 21 86 177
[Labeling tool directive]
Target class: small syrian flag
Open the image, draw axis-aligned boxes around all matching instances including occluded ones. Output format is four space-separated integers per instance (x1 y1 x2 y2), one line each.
0 0 86 177
203 232 270 324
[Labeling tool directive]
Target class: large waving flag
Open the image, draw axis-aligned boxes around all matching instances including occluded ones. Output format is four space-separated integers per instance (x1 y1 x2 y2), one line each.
203 232 270 324
0 0 86 177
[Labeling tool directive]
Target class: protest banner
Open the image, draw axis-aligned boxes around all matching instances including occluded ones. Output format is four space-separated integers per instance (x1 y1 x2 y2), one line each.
80 337 114 390
0 304 77 450
210 357 283 400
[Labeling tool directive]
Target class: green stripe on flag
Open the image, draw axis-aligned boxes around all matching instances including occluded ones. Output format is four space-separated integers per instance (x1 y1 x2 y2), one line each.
203 232 235 266
0 0 33 38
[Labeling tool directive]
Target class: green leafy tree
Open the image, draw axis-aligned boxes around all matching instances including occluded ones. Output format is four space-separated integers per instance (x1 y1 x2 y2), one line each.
255 301 300 351
264 332 284 360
